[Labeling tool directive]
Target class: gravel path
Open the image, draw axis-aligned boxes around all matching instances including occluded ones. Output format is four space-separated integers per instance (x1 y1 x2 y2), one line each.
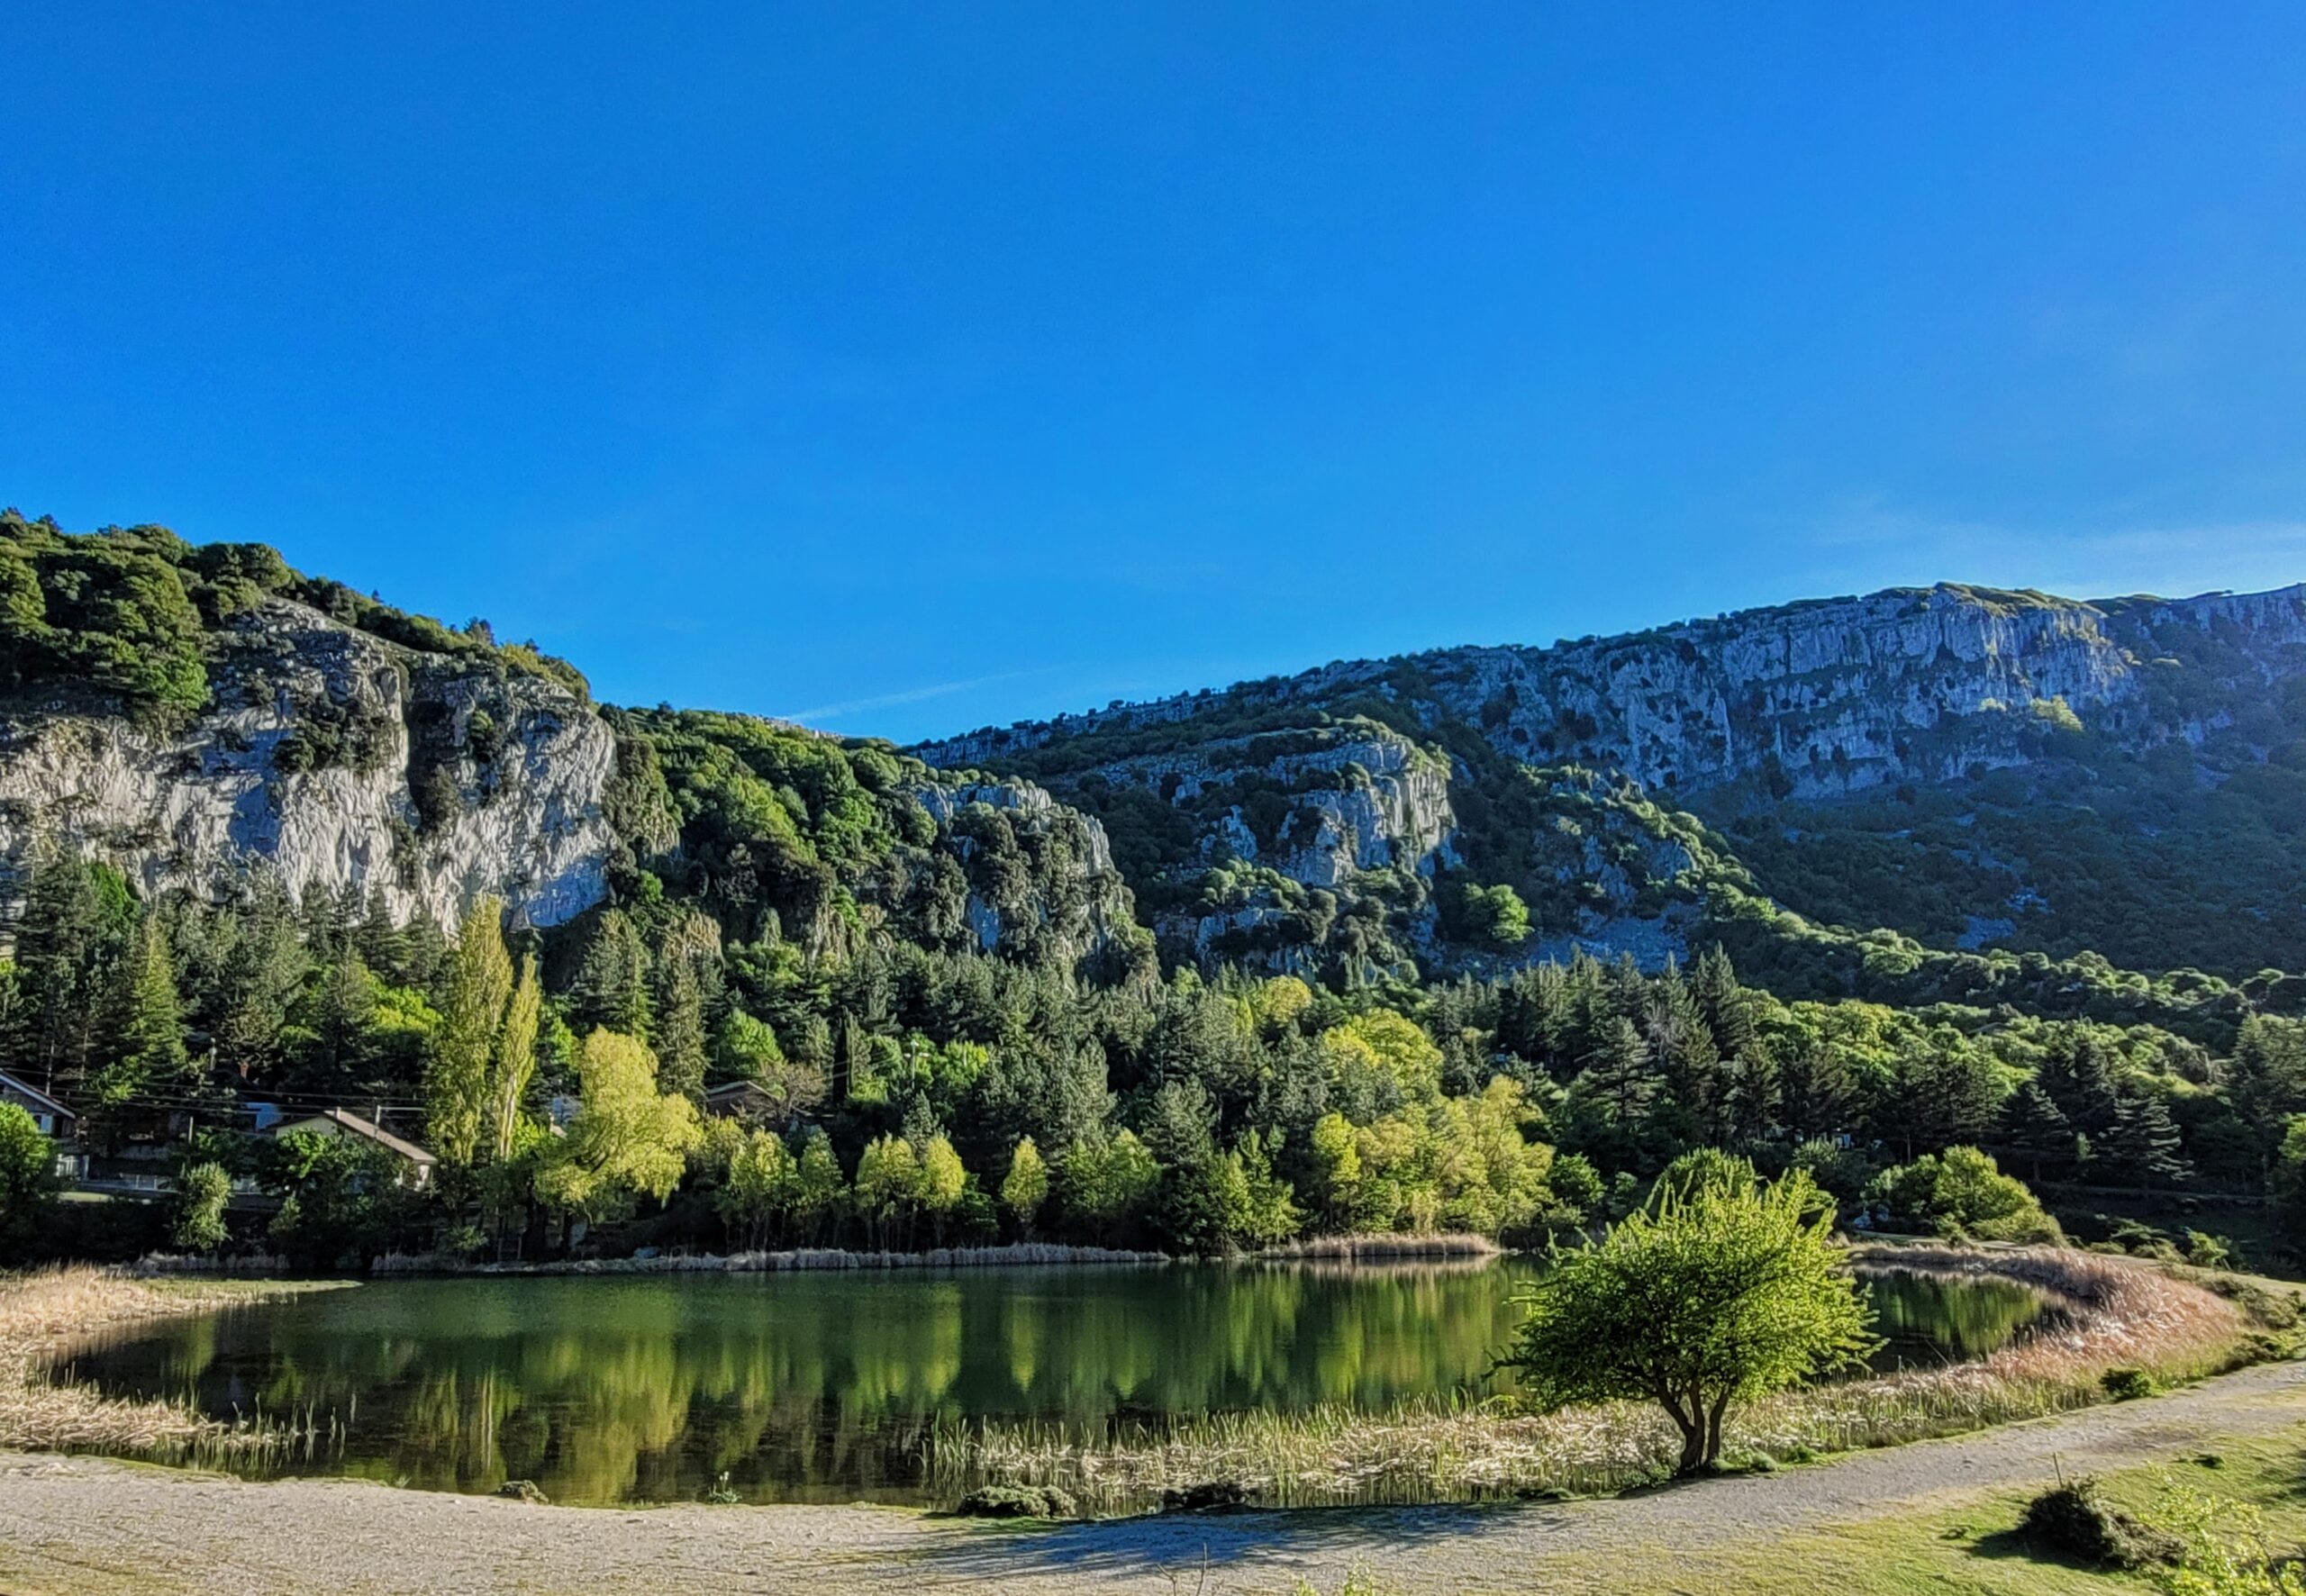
5 1359 2303 1595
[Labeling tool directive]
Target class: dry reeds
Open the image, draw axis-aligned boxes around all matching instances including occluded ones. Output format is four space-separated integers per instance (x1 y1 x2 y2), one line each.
1256 1234 1502 1263
369 1241 1170 1275
927 1247 2256 1515
0 1266 321 1456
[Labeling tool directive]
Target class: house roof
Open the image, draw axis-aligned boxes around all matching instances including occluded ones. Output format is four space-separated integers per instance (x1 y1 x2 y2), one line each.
267 1106 437 1165
0 1070 74 1122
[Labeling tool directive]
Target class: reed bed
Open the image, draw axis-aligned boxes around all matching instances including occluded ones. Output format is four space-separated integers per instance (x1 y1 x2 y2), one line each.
925 1247 2261 1515
0 1265 328 1458
1257 1234 1502 1263
368 1240 1171 1275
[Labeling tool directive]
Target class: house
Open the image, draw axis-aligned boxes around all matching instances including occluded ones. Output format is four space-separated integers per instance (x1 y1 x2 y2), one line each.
265 1107 438 1188
704 1078 783 1121
0 1070 75 1142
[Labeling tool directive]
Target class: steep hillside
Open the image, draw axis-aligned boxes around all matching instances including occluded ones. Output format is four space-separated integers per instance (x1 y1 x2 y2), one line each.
0 513 1140 979
918 581 2306 984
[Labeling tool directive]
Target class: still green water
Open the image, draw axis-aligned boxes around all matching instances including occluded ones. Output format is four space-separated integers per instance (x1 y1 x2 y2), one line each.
63 1263 2040 1505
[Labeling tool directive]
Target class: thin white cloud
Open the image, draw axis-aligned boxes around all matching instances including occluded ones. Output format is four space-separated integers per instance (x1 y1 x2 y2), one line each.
775 669 1049 728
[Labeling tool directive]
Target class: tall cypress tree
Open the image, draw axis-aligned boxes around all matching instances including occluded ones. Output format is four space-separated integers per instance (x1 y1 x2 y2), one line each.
426 895 513 1170
1999 1080 2074 1183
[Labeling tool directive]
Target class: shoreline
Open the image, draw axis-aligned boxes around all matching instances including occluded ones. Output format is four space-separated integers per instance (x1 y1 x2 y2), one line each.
5 1362 2306 1594
0 1268 344 1459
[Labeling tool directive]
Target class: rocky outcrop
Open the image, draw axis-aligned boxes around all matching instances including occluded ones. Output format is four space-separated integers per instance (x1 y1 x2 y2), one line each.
0 599 616 931
921 583 2306 803
909 775 1139 966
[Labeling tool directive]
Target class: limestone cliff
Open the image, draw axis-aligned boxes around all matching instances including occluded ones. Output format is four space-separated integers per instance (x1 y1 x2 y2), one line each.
914 582 2306 975
0 598 616 931
922 583 2306 802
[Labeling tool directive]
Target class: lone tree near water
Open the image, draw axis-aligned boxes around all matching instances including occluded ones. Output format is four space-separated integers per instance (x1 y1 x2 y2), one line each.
1501 1157 1876 1474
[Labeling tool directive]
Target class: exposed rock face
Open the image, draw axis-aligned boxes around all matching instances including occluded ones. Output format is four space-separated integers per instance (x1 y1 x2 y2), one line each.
0 599 616 930
907 775 1139 968
913 582 2306 974
918 583 2306 803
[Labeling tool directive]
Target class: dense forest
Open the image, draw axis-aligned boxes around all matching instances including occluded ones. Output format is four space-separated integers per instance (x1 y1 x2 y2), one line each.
3 516 2306 1273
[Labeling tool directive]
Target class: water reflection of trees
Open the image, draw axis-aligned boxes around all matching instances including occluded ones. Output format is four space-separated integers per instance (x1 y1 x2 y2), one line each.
76 1265 2030 1503
1863 1273 2043 1366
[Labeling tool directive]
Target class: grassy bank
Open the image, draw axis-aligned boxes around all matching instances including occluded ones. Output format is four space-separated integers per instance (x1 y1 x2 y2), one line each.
1289 1419 2306 1596
931 1247 2295 1514
0 1267 346 1458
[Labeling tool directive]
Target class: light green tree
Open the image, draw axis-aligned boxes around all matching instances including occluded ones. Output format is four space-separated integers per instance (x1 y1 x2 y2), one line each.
0 1102 59 1256
1502 1161 1875 1473
1001 1135 1049 1235
856 1134 923 1248
1867 1146 2064 1244
486 954 543 1166
535 1030 701 1221
716 1127 796 1250
919 1133 967 1242
425 896 513 1170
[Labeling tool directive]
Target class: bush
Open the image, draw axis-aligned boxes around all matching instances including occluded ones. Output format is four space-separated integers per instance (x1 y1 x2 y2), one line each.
1161 1479 1252 1512
2102 1366 2157 1401
955 1483 1077 1519
166 1161 232 1254
2017 1476 2178 1567
1866 1147 2065 1244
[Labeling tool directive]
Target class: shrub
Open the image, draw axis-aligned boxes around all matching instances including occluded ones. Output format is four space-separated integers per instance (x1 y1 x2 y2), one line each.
165 1161 232 1254
2018 1476 2178 1567
955 1483 1077 1519
1866 1147 2065 1244
1161 1479 1252 1512
2102 1366 2157 1401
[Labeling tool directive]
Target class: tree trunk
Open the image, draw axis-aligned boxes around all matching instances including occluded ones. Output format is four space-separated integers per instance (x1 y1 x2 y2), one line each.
1675 1419 1706 1474
1702 1392 1731 1468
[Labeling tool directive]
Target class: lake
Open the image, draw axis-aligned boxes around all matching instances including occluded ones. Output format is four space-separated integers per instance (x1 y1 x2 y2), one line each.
59 1262 2043 1506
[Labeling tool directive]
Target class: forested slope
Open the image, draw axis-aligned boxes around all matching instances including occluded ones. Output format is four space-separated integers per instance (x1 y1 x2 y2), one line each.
4 511 2304 1274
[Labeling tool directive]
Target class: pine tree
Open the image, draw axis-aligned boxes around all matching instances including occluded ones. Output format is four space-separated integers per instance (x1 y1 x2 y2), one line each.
9 851 133 1091
1999 1080 2074 1183
305 948 377 1092
572 910 652 1038
1644 960 1721 1128
652 948 707 1104
1776 1046 1855 1143
2096 1089 2191 1197
1574 1017 1661 1125
1691 946 1757 1064
213 876 309 1083
354 887 410 985
88 913 192 1130
2037 1032 2121 1141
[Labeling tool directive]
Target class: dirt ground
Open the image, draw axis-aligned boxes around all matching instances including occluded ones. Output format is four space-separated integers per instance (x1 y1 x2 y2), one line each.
2 1358 2302 1595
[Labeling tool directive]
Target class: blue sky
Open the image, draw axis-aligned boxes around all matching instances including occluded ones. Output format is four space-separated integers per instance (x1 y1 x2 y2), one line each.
5 4 2305 741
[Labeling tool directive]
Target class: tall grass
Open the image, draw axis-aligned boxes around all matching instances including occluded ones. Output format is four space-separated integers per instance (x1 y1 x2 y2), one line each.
925 1247 2261 1515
